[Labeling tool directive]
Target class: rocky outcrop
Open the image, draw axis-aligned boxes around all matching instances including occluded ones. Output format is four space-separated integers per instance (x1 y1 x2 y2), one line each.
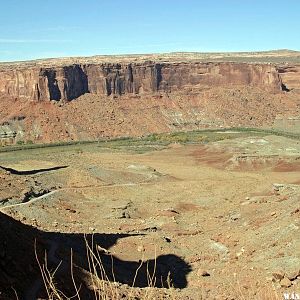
276 65 300 91
0 62 289 101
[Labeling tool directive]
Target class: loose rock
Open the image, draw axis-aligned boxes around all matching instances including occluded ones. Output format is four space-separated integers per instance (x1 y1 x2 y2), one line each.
280 277 292 288
272 270 285 281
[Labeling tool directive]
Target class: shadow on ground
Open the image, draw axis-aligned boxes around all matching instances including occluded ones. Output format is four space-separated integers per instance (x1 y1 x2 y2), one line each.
0 212 191 299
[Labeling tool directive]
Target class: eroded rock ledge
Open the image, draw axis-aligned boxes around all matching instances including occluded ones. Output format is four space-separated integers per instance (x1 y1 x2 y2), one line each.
0 62 292 101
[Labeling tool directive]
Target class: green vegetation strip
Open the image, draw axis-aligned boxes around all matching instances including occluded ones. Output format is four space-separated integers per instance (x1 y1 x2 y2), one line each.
1 127 300 153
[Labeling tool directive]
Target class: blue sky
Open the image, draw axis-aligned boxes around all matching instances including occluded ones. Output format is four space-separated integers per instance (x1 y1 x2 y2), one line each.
0 0 299 62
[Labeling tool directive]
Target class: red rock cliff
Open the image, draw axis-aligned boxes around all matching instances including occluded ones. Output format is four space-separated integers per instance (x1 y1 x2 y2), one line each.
0 62 285 101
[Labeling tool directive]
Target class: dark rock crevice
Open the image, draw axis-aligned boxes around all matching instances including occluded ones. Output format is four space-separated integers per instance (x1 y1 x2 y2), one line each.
43 69 61 101
21 188 51 204
281 83 290 92
154 64 163 91
63 65 89 100
0 165 68 175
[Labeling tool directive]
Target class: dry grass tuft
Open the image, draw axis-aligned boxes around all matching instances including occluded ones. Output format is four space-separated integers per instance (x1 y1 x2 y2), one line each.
35 236 176 300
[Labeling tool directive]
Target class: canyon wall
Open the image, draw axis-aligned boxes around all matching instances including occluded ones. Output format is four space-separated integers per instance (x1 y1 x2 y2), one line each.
0 62 295 101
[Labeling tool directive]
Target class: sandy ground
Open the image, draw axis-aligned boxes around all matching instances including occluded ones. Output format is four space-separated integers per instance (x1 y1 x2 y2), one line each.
0 135 299 299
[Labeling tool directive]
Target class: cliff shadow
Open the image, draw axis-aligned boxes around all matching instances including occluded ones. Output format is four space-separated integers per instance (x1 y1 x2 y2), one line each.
0 212 191 299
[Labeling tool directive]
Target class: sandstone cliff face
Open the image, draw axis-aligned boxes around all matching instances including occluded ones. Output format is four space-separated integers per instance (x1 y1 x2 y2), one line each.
0 62 287 101
0 68 40 100
277 65 300 91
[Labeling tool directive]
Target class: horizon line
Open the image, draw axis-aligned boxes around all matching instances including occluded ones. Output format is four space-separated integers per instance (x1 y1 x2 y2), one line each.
0 48 299 64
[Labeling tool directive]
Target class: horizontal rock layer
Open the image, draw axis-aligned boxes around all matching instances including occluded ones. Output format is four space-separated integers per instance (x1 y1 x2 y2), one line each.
0 62 297 101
